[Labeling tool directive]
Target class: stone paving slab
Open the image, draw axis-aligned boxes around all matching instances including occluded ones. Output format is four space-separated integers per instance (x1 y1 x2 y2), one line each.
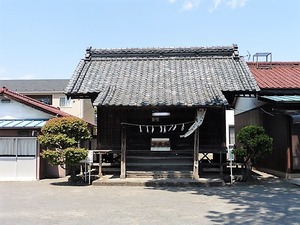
92 175 225 187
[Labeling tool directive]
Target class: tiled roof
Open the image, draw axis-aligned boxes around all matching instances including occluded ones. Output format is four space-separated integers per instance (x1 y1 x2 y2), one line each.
66 45 259 107
0 79 70 93
247 62 300 89
0 87 71 117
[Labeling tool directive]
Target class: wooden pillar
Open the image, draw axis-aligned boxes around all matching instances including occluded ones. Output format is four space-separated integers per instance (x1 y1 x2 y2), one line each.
36 139 40 180
219 150 223 175
98 153 103 177
193 128 199 179
286 147 291 178
120 125 127 179
220 106 226 176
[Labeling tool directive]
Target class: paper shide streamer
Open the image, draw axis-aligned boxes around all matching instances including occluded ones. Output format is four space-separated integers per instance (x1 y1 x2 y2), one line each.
121 115 204 137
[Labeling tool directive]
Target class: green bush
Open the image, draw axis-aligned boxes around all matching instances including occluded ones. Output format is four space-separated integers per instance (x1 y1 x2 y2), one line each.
40 149 64 166
38 116 91 182
38 116 91 149
233 125 273 181
64 147 88 167
233 125 273 164
40 148 88 168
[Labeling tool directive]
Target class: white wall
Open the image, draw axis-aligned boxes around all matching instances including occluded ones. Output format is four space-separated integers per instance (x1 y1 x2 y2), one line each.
0 99 52 119
52 94 95 124
225 110 234 148
234 97 266 115
225 97 266 149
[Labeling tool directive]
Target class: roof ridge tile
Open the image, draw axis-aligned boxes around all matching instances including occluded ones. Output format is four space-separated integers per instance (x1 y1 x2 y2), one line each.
85 45 239 59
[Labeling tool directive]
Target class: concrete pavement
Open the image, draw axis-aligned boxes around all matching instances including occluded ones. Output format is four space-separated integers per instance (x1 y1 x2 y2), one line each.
1 175 299 225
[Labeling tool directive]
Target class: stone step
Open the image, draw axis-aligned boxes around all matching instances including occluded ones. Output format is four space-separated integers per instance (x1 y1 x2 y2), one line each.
127 162 192 166
127 156 193 160
127 156 193 164
126 150 193 157
126 170 193 178
127 163 193 171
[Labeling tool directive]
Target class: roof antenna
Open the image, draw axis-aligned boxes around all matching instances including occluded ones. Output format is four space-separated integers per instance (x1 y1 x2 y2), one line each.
247 51 251 61
252 52 272 69
243 51 251 61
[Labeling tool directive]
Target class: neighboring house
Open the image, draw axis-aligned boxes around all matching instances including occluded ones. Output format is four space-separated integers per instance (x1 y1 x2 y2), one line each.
65 45 259 179
0 79 95 125
226 109 235 149
235 62 300 178
0 87 72 181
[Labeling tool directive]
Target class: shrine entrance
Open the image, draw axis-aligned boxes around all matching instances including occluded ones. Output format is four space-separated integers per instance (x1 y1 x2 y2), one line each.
96 107 226 179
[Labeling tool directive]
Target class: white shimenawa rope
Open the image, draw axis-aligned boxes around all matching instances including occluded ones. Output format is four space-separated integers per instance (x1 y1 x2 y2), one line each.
121 120 196 135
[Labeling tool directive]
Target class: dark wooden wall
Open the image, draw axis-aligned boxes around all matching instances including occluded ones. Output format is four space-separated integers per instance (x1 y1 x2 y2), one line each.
97 107 226 151
291 124 300 171
97 108 125 149
199 107 226 147
234 108 263 139
261 113 290 173
235 107 294 173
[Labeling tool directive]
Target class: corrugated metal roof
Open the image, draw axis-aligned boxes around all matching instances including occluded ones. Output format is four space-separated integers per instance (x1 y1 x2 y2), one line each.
259 95 300 103
0 119 47 128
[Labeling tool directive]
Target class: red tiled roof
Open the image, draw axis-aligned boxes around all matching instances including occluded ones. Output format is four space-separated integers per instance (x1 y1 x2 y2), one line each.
0 86 71 117
247 62 300 89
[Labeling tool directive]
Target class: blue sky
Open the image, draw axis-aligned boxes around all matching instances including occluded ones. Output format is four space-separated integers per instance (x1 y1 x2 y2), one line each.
0 0 299 80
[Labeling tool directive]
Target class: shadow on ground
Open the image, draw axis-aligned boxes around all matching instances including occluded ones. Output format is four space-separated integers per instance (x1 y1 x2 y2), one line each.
48 176 92 187
145 176 300 225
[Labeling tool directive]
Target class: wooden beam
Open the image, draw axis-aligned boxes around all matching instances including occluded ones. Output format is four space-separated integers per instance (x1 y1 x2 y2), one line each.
120 125 127 179
193 128 199 179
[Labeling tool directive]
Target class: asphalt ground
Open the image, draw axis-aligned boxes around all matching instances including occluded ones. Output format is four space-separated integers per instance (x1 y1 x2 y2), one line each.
0 176 299 225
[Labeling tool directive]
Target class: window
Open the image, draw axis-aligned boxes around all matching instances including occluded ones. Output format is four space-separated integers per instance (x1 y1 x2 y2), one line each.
229 126 235 145
0 137 36 156
59 96 71 107
1 98 11 103
27 95 52 105
151 138 171 151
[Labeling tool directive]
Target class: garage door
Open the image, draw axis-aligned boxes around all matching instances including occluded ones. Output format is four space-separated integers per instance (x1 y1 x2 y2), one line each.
0 137 37 181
